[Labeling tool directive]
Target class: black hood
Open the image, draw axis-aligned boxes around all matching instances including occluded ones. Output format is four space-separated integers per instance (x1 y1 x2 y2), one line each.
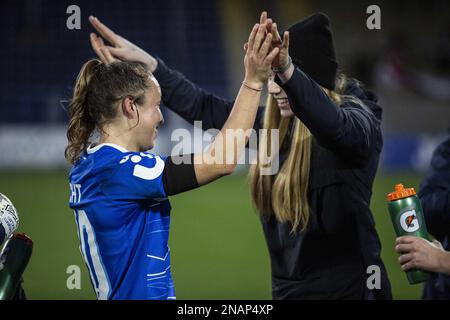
344 79 382 121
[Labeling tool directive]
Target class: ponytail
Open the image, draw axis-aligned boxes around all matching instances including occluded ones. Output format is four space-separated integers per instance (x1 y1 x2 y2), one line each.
65 59 102 164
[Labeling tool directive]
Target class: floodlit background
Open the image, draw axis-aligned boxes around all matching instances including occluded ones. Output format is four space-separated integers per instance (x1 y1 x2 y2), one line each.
0 0 449 299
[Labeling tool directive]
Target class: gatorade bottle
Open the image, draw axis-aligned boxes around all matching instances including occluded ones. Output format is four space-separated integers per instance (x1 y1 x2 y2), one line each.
0 233 33 299
387 184 432 284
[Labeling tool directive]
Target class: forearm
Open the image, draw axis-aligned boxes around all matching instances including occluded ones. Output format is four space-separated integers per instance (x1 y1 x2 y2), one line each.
213 84 260 163
276 66 341 140
276 66 377 160
194 84 261 185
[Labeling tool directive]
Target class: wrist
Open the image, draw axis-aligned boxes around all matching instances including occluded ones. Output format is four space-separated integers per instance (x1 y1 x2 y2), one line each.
272 56 292 74
145 56 158 73
277 62 295 84
439 251 450 274
242 78 263 91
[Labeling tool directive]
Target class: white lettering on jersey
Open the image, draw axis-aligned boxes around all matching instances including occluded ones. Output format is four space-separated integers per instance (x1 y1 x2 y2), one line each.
70 183 82 203
133 155 165 180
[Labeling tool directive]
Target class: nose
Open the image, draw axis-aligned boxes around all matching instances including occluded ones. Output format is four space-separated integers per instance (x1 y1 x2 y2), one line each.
268 79 282 95
159 110 164 125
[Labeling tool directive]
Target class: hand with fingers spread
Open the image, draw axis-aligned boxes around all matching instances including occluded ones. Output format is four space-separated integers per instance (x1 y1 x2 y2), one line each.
244 23 280 89
243 12 291 74
268 23 290 72
88 16 158 72
395 236 450 274
243 12 272 55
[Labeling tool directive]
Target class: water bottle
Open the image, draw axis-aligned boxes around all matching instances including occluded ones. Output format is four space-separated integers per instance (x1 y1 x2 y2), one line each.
0 233 33 299
387 184 432 284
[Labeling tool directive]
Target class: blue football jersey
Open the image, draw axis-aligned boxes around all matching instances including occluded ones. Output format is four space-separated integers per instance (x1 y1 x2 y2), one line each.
69 143 175 300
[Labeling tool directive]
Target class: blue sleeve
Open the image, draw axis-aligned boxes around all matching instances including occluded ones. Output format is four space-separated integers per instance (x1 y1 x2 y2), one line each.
153 57 264 132
418 135 450 239
102 152 167 200
278 67 382 164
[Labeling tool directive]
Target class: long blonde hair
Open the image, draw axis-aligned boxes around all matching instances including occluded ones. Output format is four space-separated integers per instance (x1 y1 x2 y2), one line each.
249 73 362 233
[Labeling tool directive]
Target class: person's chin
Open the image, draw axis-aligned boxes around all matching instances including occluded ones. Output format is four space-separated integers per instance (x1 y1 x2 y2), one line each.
141 140 154 152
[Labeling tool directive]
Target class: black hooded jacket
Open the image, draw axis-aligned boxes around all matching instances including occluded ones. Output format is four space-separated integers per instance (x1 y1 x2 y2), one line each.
153 58 392 300
419 131 450 300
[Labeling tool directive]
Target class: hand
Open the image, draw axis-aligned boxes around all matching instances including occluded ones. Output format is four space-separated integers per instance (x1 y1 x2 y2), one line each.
242 12 272 53
269 22 290 70
258 11 289 70
244 23 279 88
88 16 158 72
242 12 290 71
395 236 446 273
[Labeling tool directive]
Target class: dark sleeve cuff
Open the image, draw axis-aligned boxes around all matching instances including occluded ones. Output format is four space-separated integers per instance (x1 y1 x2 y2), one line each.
153 57 170 79
162 154 199 196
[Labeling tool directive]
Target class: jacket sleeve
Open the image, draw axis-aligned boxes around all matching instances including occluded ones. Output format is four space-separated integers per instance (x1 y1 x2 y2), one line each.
278 67 382 164
153 57 264 132
418 136 450 239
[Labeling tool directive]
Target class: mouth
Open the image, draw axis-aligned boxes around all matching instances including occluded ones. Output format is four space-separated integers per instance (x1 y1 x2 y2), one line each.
276 98 290 109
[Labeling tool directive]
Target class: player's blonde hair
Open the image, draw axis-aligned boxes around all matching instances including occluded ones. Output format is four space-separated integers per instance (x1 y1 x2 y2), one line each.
248 72 363 233
65 59 155 164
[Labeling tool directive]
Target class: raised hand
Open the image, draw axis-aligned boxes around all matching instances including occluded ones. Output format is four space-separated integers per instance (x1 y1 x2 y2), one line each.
243 12 289 71
88 16 158 72
243 11 272 52
244 23 280 88
269 22 290 71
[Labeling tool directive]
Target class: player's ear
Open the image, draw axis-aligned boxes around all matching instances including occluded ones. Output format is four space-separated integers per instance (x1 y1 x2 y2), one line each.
121 96 137 119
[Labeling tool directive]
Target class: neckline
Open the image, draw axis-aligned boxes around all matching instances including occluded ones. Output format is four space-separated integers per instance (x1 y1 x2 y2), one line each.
86 143 129 154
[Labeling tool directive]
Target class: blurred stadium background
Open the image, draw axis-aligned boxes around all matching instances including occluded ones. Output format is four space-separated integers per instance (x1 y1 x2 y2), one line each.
0 0 449 299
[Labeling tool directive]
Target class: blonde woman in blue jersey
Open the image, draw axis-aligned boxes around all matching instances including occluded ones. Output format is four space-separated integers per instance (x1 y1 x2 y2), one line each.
66 22 278 300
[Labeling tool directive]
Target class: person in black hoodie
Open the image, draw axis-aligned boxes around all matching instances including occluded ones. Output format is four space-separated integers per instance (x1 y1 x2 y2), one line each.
88 11 392 300
396 130 450 299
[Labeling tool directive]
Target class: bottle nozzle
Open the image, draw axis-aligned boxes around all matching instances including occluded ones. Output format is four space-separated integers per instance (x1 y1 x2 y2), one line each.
387 183 416 201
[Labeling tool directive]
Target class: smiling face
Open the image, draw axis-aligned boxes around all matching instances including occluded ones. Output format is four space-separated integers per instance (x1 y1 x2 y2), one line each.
268 72 295 118
134 78 164 151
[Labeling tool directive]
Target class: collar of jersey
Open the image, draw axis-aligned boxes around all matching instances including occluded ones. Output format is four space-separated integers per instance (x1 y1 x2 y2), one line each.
86 143 129 154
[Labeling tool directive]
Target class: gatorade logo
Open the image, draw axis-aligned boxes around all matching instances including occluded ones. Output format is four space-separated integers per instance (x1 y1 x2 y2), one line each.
399 210 420 232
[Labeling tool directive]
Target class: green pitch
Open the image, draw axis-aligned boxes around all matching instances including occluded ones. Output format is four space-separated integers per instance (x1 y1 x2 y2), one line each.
0 170 424 299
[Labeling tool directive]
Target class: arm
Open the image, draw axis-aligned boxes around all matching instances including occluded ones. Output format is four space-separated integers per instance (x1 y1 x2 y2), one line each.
193 25 277 185
88 15 264 132
395 236 450 275
104 24 277 198
159 79 266 190
269 24 380 163
277 64 379 162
